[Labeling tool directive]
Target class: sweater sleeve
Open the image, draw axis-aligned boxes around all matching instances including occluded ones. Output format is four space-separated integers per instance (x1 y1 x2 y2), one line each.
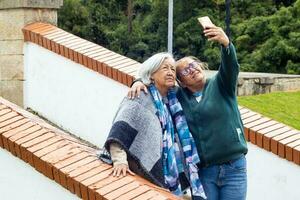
110 143 128 166
216 43 240 97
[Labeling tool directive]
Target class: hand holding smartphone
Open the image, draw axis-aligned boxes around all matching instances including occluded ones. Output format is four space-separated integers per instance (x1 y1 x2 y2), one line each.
198 16 230 46
197 16 215 29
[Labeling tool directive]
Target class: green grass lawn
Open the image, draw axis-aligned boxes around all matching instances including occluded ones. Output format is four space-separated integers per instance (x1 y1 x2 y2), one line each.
238 91 300 130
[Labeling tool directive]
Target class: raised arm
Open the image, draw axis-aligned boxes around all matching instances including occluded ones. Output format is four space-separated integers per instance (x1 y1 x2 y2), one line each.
217 43 240 96
204 26 239 96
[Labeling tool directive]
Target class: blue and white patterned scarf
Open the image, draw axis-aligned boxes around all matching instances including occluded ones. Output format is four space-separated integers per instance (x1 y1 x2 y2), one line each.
149 84 206 199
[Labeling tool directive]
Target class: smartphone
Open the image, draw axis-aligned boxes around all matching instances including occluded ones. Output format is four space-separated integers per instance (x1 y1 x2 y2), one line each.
197 16 215 29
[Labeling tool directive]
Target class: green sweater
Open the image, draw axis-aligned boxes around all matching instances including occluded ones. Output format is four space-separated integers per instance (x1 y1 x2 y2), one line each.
177 43 248 167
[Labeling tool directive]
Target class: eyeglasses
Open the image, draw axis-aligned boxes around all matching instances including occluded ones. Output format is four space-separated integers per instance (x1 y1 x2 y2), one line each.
178 61 199 77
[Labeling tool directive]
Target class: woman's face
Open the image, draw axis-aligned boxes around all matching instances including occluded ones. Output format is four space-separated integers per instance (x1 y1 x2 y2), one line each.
151 57 176 92
176 57 206 87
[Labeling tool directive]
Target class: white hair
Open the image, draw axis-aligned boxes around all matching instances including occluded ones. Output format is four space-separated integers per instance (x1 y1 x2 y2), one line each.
138 52 173 85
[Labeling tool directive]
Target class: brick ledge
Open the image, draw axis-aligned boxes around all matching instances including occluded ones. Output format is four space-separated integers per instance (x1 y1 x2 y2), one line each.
22 22 141 87
0 97 179 200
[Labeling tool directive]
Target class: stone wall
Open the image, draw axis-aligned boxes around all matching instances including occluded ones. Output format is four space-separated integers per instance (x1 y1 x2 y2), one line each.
206 70 300 96
237 75 300 96
0 0 63 106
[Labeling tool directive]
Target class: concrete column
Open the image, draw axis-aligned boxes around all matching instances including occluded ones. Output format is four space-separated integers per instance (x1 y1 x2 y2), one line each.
0 0 63 106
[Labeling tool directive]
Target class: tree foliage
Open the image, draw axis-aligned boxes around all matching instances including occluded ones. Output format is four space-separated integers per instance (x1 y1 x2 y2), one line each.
58 0 300 74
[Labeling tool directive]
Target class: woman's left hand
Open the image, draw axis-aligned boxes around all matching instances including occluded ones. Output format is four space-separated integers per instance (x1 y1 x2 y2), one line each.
203 26 230 47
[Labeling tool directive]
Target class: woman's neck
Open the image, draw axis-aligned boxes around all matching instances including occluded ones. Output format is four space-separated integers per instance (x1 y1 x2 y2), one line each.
156 85 168 97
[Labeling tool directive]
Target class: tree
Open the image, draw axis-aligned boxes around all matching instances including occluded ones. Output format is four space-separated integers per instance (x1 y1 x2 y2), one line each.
58 0 300 74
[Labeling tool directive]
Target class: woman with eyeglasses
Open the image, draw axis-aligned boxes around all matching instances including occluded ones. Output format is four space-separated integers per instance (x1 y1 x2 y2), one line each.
129 25 248 200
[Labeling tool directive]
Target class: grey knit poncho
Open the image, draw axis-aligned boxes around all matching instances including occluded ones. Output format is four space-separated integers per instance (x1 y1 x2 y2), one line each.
103 92 166 186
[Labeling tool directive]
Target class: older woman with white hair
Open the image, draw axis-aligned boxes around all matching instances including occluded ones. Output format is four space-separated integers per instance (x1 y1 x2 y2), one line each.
100 52 206 199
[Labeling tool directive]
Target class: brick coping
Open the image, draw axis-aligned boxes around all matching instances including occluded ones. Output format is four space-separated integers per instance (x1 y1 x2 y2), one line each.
239 106 300 165
0 97 180 200
22 22 141 87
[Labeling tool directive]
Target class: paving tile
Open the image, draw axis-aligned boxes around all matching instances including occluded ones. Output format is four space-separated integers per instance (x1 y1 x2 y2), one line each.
67 41 91 62
53 35 76 54
80 168 115 200
239 108 251 114
101 63 108 76
0 115 24 129
33 140 71 173
59 38 82 57
0 112 19 123
45 30 69 40
0 108 12 117
31 25 54 44
255 123 285 147
278 133 300 158
119 66 138 85
73 165 111 197
8 125 42 155
20 132 57 162
104 181 141 200
94 51 115 60
108 60 137 80
113 185 152 200
242 114 262 124
58 38 79 57
109 58 138 68
286 140 300 161
105 56 128 66
262 126 291 151
81 46 103 56
132 190 161 200
14 128 49 158
127 74 135 87
93 60 103 74
293 146 300 165
33 139 70 159
95 176 134 197
66 160 105 193
88 175 122 200
52 151 92 184
58 155 98 189
249 120 278 144
110 60 139 69
2 121 35 151
73 43 97 64
107 66 113 78
27 137 69 168
241 111 258 120
0 104 8 110
148 194 168 200
110 60 138 80
29 24 51 42
271 129 299 155
35 27 57 45
243 117 271 141
43 145 83 179
99 54 122 63
119 63 140 73
87 49 110 59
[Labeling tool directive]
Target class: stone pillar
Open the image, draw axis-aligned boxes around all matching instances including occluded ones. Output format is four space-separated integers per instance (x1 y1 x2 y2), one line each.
0 0 63 106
